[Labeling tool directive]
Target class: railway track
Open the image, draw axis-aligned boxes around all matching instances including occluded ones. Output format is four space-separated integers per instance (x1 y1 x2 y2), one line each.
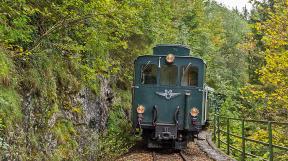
117 142 211 161
179 151 191 161
117 131 231 161
152 150 193 161
152 151 156 161
152 150 188 161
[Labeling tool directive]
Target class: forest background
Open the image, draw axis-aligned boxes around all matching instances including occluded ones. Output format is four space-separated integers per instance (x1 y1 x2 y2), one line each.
0 0 287 160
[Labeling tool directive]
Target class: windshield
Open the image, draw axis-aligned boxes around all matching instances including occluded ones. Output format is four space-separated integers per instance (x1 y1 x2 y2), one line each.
181 65 198 86
141 64 157 84
160 65 178 86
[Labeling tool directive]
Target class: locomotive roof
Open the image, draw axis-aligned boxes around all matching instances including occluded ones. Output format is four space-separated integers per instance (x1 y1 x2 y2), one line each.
135 44 206 64
135 55 206 65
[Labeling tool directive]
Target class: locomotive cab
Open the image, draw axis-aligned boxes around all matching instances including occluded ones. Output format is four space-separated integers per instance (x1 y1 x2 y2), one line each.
132 44 210 149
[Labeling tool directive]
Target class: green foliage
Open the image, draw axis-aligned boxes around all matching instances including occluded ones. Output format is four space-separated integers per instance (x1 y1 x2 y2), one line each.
0 51 22 159
0 118 9 157
210 1 288 160
240 0 288 117
203 2 250 94
0 86 21 126
0 0 261 160
51 120 78 160
0 52 10 78
96 91 140 160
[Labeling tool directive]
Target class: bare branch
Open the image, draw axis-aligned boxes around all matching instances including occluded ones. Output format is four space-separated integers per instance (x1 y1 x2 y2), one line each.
28 14 101 52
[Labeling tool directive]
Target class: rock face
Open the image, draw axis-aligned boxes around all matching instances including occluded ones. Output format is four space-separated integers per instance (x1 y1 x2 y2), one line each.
8 76 114 160
22 76 113 134
79 77 113 132
1 53 115 160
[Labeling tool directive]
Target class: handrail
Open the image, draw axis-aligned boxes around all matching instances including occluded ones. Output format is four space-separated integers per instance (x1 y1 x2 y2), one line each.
212 114 288 161
217 116 288 125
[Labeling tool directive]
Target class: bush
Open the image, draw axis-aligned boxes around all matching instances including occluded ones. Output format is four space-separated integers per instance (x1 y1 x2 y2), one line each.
96 90 140 160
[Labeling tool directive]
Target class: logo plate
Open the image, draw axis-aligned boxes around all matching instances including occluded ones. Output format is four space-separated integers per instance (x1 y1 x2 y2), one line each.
155 89 181 100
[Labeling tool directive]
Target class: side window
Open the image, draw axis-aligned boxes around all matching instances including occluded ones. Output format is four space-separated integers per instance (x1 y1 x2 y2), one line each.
160 65 178 86
181 65 198 86
141 64 157 84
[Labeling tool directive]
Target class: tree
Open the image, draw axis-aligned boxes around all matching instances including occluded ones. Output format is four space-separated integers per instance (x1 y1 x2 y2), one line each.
241 0 288 120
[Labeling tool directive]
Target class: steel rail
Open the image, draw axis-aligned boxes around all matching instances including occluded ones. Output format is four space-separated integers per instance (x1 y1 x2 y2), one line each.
152 151 156 161
152 150 191 161
179 151 190 161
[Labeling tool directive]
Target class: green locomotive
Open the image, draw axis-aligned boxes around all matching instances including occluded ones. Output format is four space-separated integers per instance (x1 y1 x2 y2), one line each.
131 44 212 149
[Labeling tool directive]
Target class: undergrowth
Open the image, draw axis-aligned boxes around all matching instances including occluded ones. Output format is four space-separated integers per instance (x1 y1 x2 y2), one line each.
96 90 140 160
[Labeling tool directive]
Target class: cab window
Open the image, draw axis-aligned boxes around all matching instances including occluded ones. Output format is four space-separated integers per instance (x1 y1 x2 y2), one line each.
141 64 157 84
160 65 178 86
181 65 198 86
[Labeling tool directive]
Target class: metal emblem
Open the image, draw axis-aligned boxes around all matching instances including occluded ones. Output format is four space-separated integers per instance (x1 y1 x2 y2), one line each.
156 90 181 100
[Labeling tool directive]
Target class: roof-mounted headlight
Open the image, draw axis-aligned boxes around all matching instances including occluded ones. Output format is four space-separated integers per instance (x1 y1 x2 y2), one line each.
166 54 175 64
137 105 145 114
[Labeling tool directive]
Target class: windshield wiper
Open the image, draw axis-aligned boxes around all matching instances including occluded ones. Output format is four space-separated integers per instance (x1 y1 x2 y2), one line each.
183 62 192 74
142 60 151 72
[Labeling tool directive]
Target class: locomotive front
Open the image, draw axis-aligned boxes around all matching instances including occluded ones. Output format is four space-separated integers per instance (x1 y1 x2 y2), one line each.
131 44 209 149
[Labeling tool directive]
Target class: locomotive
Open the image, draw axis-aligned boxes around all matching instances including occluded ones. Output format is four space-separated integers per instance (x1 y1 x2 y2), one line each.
131 44 212 149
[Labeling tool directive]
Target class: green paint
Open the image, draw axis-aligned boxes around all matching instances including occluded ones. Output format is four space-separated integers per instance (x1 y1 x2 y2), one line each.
241 119 245 161
227 118 230 155
268 122 273 161
132 45 207 131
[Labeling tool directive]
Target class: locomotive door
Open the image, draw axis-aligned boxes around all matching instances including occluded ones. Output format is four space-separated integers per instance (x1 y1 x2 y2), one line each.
180 62 205 128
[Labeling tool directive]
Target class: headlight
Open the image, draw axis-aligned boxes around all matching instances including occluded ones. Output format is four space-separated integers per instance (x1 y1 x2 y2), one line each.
190 107 199 117
137 105 145 114
166 54 175 63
